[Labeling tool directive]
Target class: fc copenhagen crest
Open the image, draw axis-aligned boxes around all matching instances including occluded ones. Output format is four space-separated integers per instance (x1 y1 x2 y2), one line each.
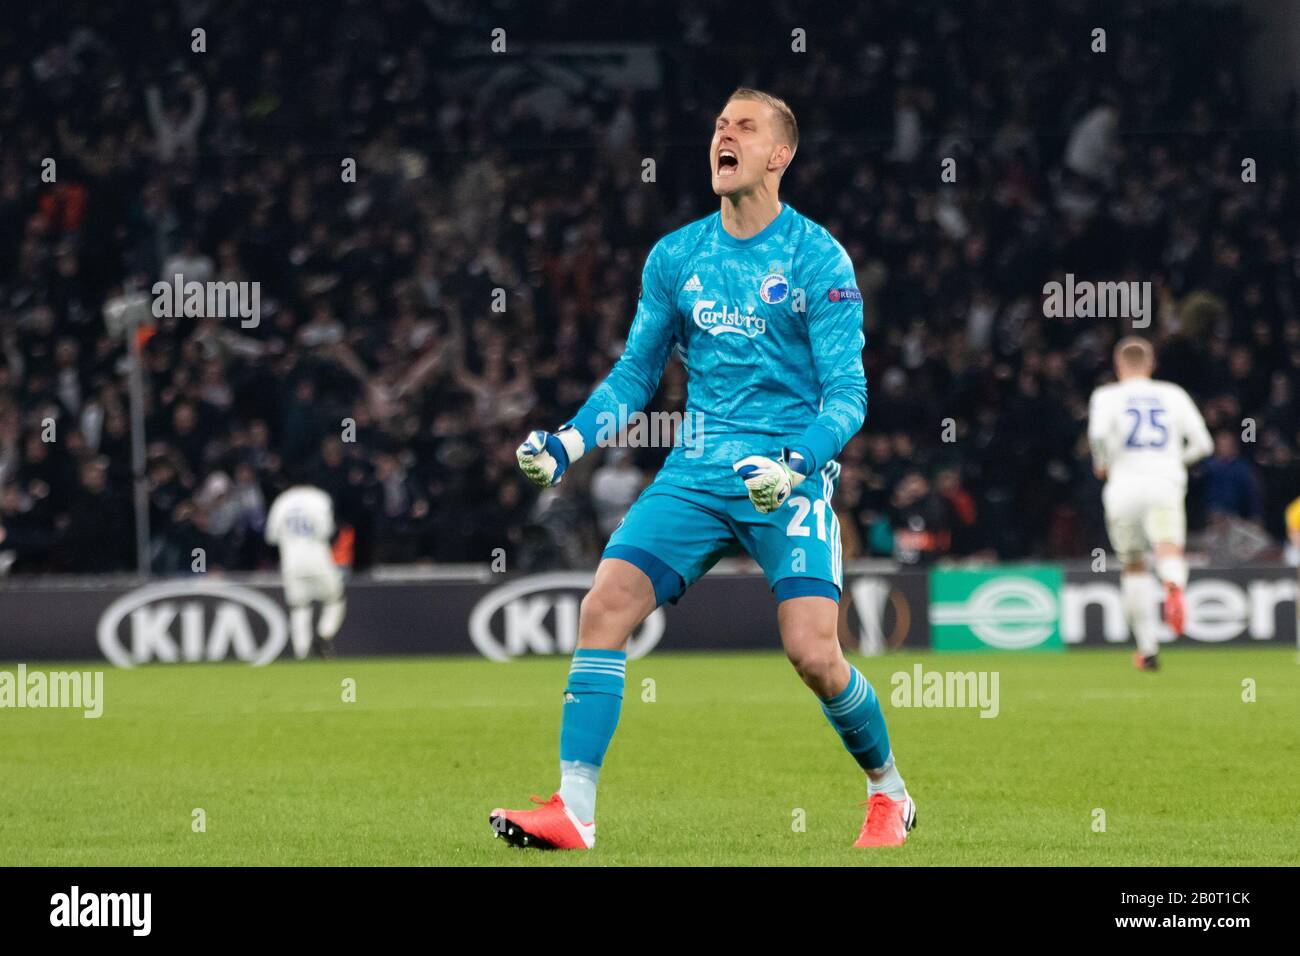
759 273 789 305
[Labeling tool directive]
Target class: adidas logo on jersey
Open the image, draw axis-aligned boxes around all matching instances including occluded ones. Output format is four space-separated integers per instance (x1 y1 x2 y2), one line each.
683 274 703 292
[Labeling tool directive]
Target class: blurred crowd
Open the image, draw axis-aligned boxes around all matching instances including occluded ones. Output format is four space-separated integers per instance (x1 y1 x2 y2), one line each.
1 0 1297 575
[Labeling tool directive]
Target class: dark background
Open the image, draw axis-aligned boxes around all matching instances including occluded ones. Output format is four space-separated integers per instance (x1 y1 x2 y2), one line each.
1 0 1297 576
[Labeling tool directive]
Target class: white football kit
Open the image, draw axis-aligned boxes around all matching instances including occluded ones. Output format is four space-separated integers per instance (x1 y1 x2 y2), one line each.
1087 377 1213 563
265 485 343 606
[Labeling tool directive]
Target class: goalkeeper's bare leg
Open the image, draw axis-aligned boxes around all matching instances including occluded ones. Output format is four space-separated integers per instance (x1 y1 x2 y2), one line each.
779 595 915 846
490 558 654 849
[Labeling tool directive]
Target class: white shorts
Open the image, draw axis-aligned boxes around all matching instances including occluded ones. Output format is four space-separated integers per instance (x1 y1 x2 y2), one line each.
282 557 344 606
1103 477 1186 564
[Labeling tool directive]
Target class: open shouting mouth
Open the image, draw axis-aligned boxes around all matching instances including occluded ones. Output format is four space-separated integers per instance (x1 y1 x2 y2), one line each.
717 148 738 178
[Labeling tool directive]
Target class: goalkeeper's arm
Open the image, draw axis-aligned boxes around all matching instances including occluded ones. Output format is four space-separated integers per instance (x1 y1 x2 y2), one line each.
515 241 678 488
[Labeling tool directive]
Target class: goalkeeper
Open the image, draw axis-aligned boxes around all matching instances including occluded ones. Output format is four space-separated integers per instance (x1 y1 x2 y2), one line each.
491 88 913 852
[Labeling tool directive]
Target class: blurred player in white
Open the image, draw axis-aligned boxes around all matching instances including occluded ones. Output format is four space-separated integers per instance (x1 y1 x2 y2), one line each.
265 484 346 658
1088 337 1213 670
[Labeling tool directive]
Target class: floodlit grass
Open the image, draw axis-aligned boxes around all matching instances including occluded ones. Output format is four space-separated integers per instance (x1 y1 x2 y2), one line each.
2 648 1297 865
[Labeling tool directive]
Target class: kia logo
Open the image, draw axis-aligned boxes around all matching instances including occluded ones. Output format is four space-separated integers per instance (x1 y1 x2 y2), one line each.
468 572 665 661
97 581 289 667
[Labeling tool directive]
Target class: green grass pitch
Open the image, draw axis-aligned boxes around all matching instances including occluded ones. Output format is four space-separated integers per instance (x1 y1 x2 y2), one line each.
2 647 1298 866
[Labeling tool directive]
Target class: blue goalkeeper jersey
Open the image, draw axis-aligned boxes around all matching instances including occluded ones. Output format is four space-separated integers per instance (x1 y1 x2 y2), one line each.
566 203 867 496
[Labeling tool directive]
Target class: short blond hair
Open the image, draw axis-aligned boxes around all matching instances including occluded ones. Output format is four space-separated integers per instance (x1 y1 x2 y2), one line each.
727 87 799 157
1114 335 1155 371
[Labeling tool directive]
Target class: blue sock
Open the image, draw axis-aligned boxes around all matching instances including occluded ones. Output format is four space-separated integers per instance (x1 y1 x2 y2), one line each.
558 649 626 821
820 665 896 780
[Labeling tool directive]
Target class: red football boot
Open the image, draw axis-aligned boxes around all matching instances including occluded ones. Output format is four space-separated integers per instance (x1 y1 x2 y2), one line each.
1133 652 1160 672
489 793 595 850
1163 583 1186 637
853 792 917 847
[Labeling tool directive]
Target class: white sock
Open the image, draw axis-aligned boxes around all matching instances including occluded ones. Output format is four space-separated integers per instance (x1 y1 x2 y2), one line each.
559 760 600 823
318 598 346 639
290 605 314 657
866 753 907 801
1122 571 1160 658
1155 555 1188 590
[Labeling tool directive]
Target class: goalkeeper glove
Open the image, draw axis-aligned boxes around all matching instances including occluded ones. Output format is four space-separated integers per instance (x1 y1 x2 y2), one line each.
732 449 811 514
516 425 586 488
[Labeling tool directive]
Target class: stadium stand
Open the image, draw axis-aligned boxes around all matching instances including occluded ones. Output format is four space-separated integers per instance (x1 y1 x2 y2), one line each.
1 0 1296 574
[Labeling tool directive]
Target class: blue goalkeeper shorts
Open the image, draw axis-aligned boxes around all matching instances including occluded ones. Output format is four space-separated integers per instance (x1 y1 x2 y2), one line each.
603 466 843 607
